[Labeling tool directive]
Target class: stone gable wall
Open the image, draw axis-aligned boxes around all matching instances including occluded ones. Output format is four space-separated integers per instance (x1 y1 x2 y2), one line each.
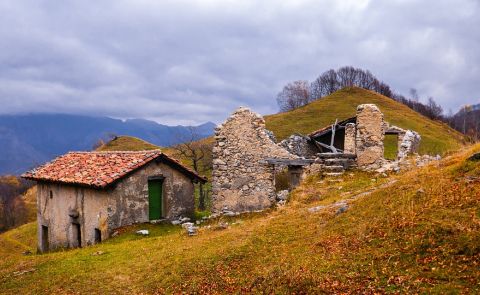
211 107 297 213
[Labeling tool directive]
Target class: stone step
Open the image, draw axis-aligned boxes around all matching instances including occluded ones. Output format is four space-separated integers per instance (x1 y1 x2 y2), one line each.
317 153 356 159
326 159 356 169
326 158 356 164
324 158 352 163
325 161 351 168
324 172 344 177
324 165 345 172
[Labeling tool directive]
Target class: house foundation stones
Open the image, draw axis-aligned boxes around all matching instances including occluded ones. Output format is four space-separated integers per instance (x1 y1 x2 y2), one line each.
355 104 385 169
344 123 356 154
211 107 297 213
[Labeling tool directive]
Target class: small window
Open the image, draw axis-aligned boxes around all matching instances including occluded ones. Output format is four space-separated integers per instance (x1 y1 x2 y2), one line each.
49 190 53 199
94 228 102 244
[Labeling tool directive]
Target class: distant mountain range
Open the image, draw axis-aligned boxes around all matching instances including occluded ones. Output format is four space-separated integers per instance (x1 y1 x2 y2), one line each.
0 114 216 175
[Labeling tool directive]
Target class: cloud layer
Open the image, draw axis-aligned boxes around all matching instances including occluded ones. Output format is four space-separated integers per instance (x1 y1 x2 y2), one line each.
0 0 478 124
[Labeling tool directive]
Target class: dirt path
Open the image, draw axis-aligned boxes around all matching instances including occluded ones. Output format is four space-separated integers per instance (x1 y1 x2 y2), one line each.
308 179 398 213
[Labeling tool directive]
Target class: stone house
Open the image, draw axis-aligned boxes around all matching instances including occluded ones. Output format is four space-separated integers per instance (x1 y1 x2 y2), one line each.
22 150 206 252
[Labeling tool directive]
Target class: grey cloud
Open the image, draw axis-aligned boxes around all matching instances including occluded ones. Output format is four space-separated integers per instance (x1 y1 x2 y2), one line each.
0 0 478 125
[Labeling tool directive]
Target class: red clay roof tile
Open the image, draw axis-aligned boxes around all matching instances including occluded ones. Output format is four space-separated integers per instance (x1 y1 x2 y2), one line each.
22 150 206 188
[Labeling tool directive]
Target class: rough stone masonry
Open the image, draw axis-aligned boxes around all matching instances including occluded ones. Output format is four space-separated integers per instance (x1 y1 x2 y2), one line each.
355 104 385 169
211 107 297 213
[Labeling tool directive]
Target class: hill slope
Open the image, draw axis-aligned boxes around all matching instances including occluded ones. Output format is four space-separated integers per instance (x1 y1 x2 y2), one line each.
96 136 160 151
265 87 465 155
96 136 190 166
1 144 478 293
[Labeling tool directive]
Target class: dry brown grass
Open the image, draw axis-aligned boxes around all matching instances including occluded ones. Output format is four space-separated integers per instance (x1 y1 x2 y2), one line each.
0 145 478 294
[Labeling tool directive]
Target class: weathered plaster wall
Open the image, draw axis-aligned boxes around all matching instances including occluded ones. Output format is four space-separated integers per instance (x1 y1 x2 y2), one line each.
355 104 385 169
109 161 195 225
36 183 110 252
211 107 297 213
37 160 194 252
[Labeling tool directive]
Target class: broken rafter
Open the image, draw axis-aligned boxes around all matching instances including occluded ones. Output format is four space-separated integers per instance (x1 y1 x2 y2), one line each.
330 118 338 152
313 140 343 154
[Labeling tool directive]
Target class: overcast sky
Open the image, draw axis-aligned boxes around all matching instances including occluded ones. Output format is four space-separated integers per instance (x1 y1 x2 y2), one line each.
0 0 479 125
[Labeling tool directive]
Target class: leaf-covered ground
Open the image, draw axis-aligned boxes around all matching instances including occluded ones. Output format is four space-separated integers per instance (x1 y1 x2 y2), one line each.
0 145 479 294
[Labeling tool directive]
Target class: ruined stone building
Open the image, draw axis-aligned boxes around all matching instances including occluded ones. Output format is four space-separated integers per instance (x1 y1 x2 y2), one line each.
211 107 299 213
22 150 206 252
286 104 421 170
212 104 421 214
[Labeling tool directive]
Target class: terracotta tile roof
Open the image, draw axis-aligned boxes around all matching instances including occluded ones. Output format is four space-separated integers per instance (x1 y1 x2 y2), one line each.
22 150 206 188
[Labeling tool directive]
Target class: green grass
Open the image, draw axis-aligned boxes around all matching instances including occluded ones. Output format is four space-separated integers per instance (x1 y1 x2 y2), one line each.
384 134 399 160
265 87 465 155
96 136 160 151
1 144 479 293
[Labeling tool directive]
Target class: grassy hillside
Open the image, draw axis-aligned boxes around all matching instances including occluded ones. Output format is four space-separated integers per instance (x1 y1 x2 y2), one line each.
96 135 201 172
1 144 478 293
99 88 465 162
265 87 465 155
96 136 160 151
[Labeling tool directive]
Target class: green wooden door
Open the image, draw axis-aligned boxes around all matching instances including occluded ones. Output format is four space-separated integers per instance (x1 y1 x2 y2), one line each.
148 180 163 220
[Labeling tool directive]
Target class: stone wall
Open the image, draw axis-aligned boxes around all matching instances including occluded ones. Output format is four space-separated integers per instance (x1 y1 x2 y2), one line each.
279 134 318 158
211 107 297 213
344 123 356 154
398 130 421 159
355 104 385 169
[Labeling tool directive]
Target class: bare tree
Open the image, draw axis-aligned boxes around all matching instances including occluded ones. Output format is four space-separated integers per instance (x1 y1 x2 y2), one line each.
462 105 473 134
448 105 480 141
310 69 338 99
92 133 118 150
276 80 311 112
409 88 419 102
172 127 212 210
0 176 32 232
310 67 394 101
337 66 359 88
427 97 443 120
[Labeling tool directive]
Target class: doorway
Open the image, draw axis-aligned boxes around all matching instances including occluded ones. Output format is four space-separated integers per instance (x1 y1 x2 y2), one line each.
72 223 82 248
94 228 102 244
148 177 164 220
41 225 49 252
384 134 399 160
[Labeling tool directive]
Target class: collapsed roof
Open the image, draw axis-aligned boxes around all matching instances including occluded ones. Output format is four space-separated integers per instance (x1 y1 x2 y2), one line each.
307 116 357 153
